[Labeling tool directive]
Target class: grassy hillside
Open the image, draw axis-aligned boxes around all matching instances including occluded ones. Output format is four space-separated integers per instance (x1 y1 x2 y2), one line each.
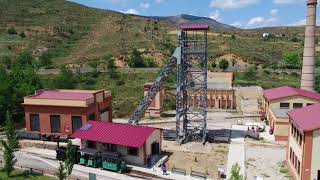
0 0 174 67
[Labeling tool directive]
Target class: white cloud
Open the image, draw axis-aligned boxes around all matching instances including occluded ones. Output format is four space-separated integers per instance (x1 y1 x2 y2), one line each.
155 0 164 3
246 16 277 28
230 21 242 27
273 0 304 4
210 0 258 9
140 2 150 9
209 10 221 21
288 19 306 26
270 9 278 16
121 8 139 15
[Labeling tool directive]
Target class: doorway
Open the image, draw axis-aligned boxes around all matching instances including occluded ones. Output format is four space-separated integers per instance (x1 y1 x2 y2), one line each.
317 170 320 180
151 142 160 155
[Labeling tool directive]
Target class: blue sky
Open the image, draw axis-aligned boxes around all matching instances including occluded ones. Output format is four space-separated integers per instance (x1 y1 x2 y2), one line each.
69 0 318 29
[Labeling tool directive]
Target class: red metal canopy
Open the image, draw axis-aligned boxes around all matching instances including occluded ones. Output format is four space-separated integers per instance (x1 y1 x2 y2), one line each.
71 121 155 148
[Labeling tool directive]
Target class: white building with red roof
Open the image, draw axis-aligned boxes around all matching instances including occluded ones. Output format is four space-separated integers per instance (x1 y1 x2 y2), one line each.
287 104 320 180
71 121 161 166
263 86 320 141
23 89 112 137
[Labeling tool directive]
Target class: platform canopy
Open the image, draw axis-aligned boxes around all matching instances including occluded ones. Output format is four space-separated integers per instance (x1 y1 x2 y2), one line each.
178 24 209 30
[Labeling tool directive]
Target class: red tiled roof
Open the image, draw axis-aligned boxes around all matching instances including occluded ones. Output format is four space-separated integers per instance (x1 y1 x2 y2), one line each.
179 24 209 30
31 90 93 100
263 86 320 102
71 121 155 148
288 104 320 132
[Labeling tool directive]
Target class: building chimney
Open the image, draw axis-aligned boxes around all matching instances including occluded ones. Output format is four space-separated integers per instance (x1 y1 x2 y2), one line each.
301 0 317 91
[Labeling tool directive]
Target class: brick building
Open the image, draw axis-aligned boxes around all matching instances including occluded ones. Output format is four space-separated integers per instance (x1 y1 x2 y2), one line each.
263 86 320 141
287 104 320 180
71 121 162 166
144 83 165 118
23 89 112 136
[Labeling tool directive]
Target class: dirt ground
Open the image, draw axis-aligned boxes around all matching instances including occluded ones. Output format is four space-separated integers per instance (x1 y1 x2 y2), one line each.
245 139 291 180
162 140 229 179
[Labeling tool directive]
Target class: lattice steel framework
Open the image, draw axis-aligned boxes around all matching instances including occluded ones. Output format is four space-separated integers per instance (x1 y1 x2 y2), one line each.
176 26 208 143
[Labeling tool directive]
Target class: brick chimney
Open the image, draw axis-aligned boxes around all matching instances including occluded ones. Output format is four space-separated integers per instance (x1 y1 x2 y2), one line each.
301 0 317 91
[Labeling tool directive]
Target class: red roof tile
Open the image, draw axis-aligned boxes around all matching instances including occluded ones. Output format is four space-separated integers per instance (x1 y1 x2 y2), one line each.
179 24 209 30
71 121 155 148
263 86 320 102
31 90 93 100
288 104 320 132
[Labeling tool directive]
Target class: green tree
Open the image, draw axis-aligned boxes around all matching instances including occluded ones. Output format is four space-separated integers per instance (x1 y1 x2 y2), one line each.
0 111 20 177
315 67 320 93
103 54 117 78
229 163 243 180
19 31 26 38
7 27 17 35
64 141 77 176
54 66 77 89
16 51 33 66
219 59 229 71
39 53 53 68
243 67 257 80
283 52 301 69
1 56 12 69
55 161 67 180
128 48 145 68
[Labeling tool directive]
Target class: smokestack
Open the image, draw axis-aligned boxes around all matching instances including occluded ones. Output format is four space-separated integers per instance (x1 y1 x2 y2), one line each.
301 0 317 91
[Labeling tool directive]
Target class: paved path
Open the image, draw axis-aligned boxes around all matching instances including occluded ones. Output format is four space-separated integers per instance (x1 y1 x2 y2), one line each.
17 147 201 180
226 125 246 179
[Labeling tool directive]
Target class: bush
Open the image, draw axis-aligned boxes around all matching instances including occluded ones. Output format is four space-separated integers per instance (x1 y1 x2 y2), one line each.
39 52 53 68
19 31 26 38
219 59 229 71
7 27 17 35
128 48 146 68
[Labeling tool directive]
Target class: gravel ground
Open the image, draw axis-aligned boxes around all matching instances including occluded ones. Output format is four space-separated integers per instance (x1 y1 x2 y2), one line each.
245 139 291 180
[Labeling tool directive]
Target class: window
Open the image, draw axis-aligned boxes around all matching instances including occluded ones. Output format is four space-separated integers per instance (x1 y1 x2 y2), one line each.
293 103 303 109
280 103 290 109
88 113 95 121
291 124 294 135
297 160 301 174
289 148 292 160
87 141 96 149
307 103 314 106
30 114 40 132
103 143 117 152
128 147 138 156
72 116 82 133
50 115 60 133
299 134 302 146
317 170 320 180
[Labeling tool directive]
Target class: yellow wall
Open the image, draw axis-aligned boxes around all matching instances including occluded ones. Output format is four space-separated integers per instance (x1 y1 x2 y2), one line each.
269 96 319 109
311 129 320 180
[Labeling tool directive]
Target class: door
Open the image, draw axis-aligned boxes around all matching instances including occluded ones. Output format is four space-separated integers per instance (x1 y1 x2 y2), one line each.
317 170 320 180
50 115 61 133
100 109 109 122
72 116 82 133
30 114 40 132
151 142 160 155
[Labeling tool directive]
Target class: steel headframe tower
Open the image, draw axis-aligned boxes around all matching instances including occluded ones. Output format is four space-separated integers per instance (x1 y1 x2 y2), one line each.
176 24 209 143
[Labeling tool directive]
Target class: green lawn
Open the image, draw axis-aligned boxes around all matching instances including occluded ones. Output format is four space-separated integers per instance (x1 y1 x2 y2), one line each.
0 170 55 180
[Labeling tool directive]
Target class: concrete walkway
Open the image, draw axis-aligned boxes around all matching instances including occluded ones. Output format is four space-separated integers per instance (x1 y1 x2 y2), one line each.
20 147 201 180
226 125 246 179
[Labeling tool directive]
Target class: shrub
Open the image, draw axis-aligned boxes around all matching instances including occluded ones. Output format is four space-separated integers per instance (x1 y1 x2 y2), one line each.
19 31 26 38
128 48 146 68
7 27 17 35
219 59 229 71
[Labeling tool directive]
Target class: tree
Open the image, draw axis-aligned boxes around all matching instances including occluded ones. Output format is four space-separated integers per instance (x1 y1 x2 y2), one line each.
53 66 77 89
16 51 33 66
0 111 20 177
64 141 77 176
229 163 243 180
19 32 26 38
7 27 17 35
103 54 117 78
315 67 320 93
128 48 145 68
1 56 12 69
282 52 301 69
219 59 229 71
39 53 53 68
55 161 67 180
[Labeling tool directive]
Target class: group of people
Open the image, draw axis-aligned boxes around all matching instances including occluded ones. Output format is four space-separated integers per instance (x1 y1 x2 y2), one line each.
247 125 265 133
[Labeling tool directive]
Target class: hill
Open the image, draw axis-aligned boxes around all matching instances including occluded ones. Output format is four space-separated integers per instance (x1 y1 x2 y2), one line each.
156 14 238 31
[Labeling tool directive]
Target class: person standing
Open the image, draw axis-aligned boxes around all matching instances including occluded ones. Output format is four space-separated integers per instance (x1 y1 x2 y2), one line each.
161 162 168 175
